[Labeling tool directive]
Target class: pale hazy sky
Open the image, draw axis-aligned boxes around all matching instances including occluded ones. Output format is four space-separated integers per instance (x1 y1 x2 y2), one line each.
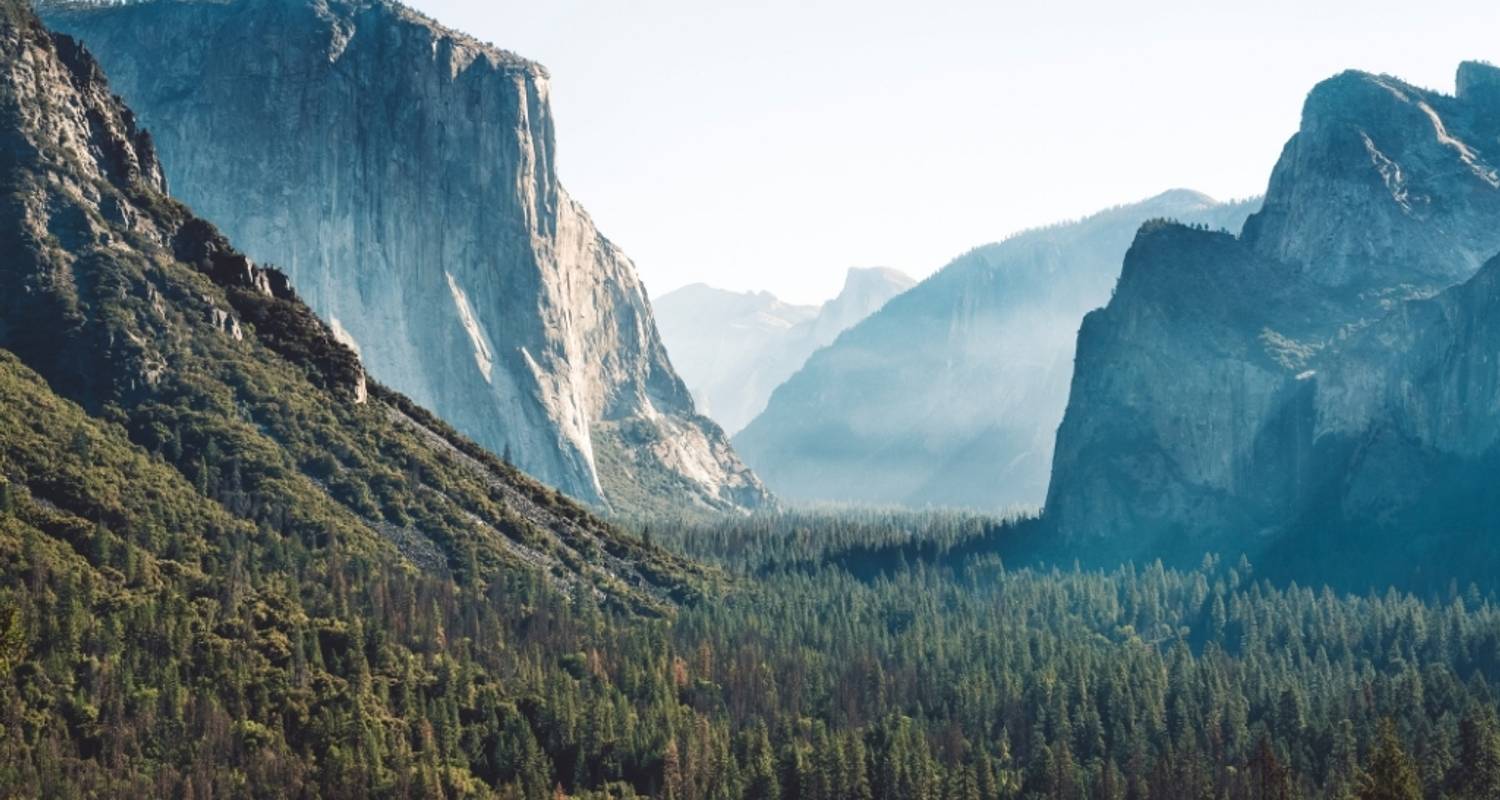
408 0 1498 304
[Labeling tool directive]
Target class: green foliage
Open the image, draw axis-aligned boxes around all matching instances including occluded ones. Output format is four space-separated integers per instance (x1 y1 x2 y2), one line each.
1356 720 1422 800
7 364 1500 800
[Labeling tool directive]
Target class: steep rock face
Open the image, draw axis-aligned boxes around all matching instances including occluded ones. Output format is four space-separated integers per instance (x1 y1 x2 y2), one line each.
1309 253 1500 528
41 0 770 514
1046 64 1500 557
653 266 913 434
734 191 1257 510
1046 224 1335 549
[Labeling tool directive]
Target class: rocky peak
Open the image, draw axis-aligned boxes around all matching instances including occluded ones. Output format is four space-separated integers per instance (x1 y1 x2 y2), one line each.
1456 60 1500 106
840 266 913 294
1243 67 1500 291
809 266 915 343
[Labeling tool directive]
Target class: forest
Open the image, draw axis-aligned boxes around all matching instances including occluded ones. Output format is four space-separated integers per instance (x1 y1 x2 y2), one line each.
6 463 1500 799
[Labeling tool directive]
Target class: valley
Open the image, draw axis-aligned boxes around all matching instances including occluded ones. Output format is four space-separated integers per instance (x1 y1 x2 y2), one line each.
2 1 1499 799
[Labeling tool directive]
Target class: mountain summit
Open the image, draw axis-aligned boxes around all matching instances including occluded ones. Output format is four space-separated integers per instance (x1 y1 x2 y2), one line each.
41 0 771 515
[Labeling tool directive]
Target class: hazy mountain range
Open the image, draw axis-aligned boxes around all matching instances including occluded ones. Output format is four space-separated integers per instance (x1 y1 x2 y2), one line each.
653 267 914 435
733 190 1259 511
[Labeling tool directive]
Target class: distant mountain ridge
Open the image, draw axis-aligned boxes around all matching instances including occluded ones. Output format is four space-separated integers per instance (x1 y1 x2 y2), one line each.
40 0 771 515
1045 63 1500 585
654 266 914 435
733 190 1258 511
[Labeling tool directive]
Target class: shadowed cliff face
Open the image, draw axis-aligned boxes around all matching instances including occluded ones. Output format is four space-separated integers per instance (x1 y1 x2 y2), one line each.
1045 63 1500 567
41 0 770 515
733 191 1258 511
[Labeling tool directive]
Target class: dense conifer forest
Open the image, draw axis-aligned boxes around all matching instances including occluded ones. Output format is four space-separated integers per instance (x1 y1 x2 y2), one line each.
7 473 1500 798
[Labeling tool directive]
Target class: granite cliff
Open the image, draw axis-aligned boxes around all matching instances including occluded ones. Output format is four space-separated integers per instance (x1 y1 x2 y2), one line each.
653 266 913 435
734 191 1257 510
41 0 770 515
1045 63 1500 577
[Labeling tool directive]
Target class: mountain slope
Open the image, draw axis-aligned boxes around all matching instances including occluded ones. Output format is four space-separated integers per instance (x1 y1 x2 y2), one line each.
734 191 1258 510
1045 64 1500 572
0 5 715 792
653 266 913 434
39 0 770 515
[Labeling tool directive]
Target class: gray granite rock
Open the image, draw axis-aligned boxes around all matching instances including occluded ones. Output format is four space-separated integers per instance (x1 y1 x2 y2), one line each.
1046 63 1500 553
42 0 770 514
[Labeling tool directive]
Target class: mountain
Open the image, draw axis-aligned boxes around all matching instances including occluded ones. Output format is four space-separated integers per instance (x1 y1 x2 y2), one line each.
1 0 697 619
39 0 770 516
0 2 716 790
733 191 1258 510
653 267 913 434
1045 63 1500 582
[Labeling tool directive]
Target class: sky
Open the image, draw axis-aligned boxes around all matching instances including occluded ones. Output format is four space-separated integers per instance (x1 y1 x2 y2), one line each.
407 0 1500 305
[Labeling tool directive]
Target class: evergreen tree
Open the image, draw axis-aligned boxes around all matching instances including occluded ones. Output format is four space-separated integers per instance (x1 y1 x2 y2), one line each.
1355 721 1421 800
1449 709 1500 800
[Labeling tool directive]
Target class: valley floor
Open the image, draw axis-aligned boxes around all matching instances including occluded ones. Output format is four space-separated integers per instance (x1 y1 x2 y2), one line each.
9 493 1496 798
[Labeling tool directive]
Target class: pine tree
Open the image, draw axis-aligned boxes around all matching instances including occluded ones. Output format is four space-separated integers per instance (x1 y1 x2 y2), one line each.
1356 720 1421 800
743 722 779 800
1449 709 1500 800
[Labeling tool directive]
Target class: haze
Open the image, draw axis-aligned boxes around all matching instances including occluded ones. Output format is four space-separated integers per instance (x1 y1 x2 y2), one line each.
407 0 1499 304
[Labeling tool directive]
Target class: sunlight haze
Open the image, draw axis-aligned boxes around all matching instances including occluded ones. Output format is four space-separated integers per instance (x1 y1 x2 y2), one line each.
406 0 1500 303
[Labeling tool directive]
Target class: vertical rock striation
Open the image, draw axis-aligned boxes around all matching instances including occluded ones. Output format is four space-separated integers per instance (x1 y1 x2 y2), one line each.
41 0 770 514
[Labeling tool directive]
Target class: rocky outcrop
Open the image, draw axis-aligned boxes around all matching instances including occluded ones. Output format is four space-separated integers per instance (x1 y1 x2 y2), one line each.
41 0 770 514
1045 64 1500 563
653 267 913 435
733 191 1257 510
0 0 364 409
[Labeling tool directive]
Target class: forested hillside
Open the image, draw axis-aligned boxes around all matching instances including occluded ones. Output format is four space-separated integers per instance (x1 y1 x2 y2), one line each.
0 350 699 798
644 511 1500 800
0 2 705 795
